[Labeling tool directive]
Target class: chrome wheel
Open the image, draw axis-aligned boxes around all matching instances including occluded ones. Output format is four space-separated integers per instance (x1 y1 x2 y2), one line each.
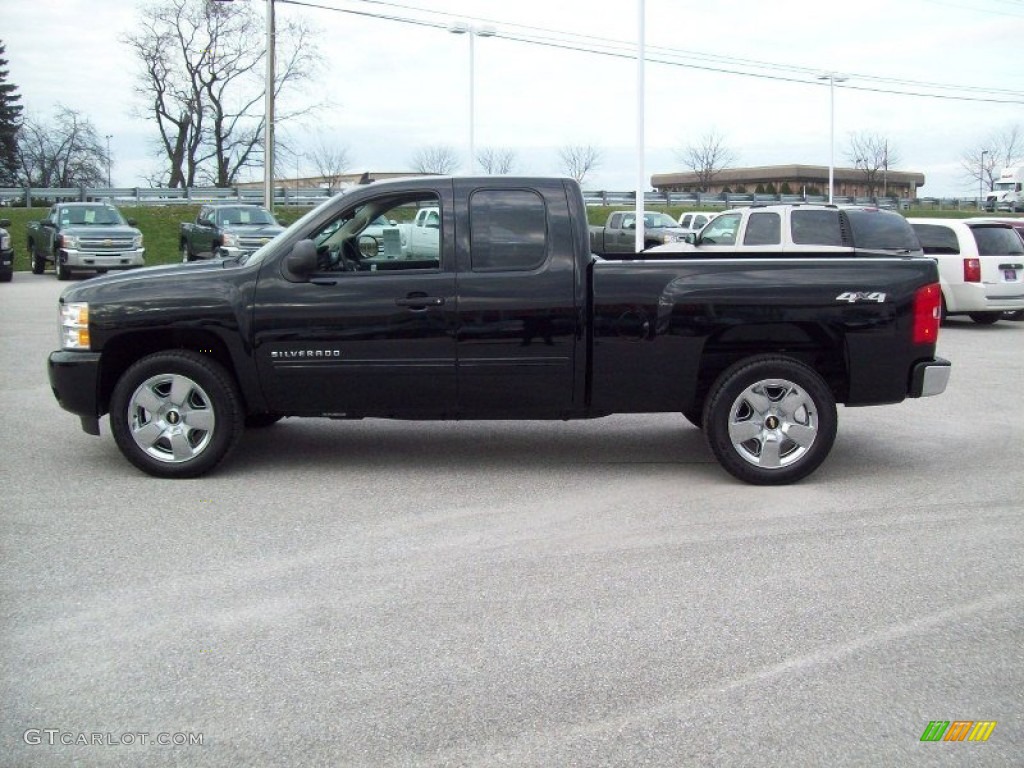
126 373 216 463
704 356 836 485
727 378 818 470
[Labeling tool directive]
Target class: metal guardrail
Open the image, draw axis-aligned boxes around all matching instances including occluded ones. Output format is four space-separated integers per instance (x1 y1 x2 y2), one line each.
0 185 992 212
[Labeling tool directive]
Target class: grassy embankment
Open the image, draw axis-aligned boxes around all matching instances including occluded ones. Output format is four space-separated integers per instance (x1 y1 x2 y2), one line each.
0 203 998 272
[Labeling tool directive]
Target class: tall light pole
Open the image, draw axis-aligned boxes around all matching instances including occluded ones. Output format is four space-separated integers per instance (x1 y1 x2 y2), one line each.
634 0 646 253
105 134 112 188
980 149 988 207
264 0 275 210
817 72 847 204
448 22 495 174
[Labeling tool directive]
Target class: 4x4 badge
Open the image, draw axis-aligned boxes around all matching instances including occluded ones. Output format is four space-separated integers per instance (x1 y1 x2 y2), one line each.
836 291 887 303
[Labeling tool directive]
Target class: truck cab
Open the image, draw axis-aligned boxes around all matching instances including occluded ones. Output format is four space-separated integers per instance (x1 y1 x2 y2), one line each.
985 167 1024 213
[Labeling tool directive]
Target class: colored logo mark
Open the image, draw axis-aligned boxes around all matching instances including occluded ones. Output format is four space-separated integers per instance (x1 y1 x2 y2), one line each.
920 721 997 742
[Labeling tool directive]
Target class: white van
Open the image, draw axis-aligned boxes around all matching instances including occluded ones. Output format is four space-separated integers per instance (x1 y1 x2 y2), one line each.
909 218 1024 324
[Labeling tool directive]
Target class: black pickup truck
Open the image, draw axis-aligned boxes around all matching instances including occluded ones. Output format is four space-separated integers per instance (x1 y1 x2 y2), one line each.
48 176 950 484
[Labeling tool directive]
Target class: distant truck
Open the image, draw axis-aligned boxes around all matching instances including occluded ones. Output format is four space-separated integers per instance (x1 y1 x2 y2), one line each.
0 218 13 282
26 202 145 280
179 204 284 262
589 210 689 254
984 167 1024 212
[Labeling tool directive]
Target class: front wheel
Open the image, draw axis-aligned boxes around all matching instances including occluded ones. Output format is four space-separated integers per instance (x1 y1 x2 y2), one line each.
181 242 193 263
30 246 45 275
968 312 1001 325
109 351 244 478
55 255 69 281
703 356 837 485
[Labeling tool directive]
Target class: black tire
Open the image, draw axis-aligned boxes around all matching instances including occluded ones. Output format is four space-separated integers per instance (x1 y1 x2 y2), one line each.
968 312 1001 325
1003 310 1024 321
181 241 193 263
30 245 45 275
0 270 11 283
109 350 244 478
55 255 69 281
703 356 837 485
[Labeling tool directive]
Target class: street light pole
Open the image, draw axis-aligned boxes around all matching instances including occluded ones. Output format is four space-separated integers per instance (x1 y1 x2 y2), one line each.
105 134 112 188
817 72 847 204
980 149 988 208
265 0 275 210
449 23 495 174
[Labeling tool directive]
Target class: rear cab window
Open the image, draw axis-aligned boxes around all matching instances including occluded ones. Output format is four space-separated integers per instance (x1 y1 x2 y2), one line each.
912 224 960 254
469 189 548 272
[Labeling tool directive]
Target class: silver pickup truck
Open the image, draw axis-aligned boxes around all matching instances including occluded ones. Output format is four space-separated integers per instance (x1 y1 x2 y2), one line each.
26 202 145 280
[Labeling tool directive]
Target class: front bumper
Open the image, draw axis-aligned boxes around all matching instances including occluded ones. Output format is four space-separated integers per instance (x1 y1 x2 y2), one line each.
61 248 145 270
0 247 13 276
48 350 104 434
909 357 951 398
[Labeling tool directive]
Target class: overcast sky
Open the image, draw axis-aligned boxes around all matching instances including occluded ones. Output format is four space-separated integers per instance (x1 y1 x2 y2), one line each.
3 0 1023 196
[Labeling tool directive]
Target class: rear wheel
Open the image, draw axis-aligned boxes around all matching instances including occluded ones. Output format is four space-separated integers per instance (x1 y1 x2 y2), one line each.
109 350 244 478
703 356 837 485
968 312 1001 325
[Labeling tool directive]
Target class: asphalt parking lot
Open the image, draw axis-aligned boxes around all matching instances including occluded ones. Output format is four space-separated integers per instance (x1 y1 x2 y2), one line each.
1 272 1021 766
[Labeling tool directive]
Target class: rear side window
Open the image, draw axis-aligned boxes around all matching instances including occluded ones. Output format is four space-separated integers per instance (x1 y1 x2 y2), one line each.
791 210 843 246
970 226 1024 256
743 212 781 245
470 189 548 272
912 224 960 255
846 211 920 250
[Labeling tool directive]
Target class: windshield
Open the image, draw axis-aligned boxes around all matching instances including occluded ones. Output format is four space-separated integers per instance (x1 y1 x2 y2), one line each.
644 212 678 228
993 181 1015 191
215 207 278 226
59 205 126 226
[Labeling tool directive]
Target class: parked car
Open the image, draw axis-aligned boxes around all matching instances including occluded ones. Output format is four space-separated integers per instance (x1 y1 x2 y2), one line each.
676 211 718 234
26 202 145 280
909 218 1024 324
649 204 922 256
0 218 13 282
180 204 284 261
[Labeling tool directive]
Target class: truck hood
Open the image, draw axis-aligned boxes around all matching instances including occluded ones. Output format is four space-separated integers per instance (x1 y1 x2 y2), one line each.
61 225 141 237
222 223 285 237
58 258 239 302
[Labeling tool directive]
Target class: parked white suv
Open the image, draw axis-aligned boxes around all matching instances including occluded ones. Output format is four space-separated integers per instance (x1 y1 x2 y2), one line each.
908 218 1024 324
650 204 922 256
676 210 718 234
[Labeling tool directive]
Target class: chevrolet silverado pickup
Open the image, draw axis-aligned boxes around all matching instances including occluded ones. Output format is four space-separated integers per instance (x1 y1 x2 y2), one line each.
179 204 284 262
27 202 145 280
590 210 689 254
48 176 950 484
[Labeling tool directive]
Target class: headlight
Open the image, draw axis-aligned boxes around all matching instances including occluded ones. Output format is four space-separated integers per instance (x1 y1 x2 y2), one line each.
221 233 239 248
0 233 9 250
60 234 79 249
59 302 90 350
134 233 144 248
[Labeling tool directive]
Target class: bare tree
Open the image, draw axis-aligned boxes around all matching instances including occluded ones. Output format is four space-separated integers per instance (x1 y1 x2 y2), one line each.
845 131 901 196
306 136 352 188
410 145 460 175
16 106 106 187
676 130 735 192
477 147 516 175
123 0 320 187
558 144 602 184
961 124 1023 193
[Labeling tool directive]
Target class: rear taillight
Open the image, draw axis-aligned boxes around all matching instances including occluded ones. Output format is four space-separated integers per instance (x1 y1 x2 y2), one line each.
913 283 941 345
963 258 981 282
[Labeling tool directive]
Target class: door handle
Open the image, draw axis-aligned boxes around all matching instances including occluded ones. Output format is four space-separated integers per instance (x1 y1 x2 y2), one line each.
395 295 445 308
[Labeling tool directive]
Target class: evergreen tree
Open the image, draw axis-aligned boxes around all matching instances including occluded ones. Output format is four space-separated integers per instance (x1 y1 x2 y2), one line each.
0 41 23 185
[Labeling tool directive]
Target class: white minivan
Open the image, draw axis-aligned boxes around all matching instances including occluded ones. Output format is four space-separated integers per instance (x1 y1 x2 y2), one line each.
909 218 1024 324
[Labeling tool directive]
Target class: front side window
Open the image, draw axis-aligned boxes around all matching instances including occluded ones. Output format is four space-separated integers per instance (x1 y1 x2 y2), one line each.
743 212 781 245
470 189 548 272
700 213 741 245
308 192 441 272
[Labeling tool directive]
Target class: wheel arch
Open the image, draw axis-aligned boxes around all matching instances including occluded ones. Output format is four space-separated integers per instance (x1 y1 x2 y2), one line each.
688 322 849 415
97 329 262 417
